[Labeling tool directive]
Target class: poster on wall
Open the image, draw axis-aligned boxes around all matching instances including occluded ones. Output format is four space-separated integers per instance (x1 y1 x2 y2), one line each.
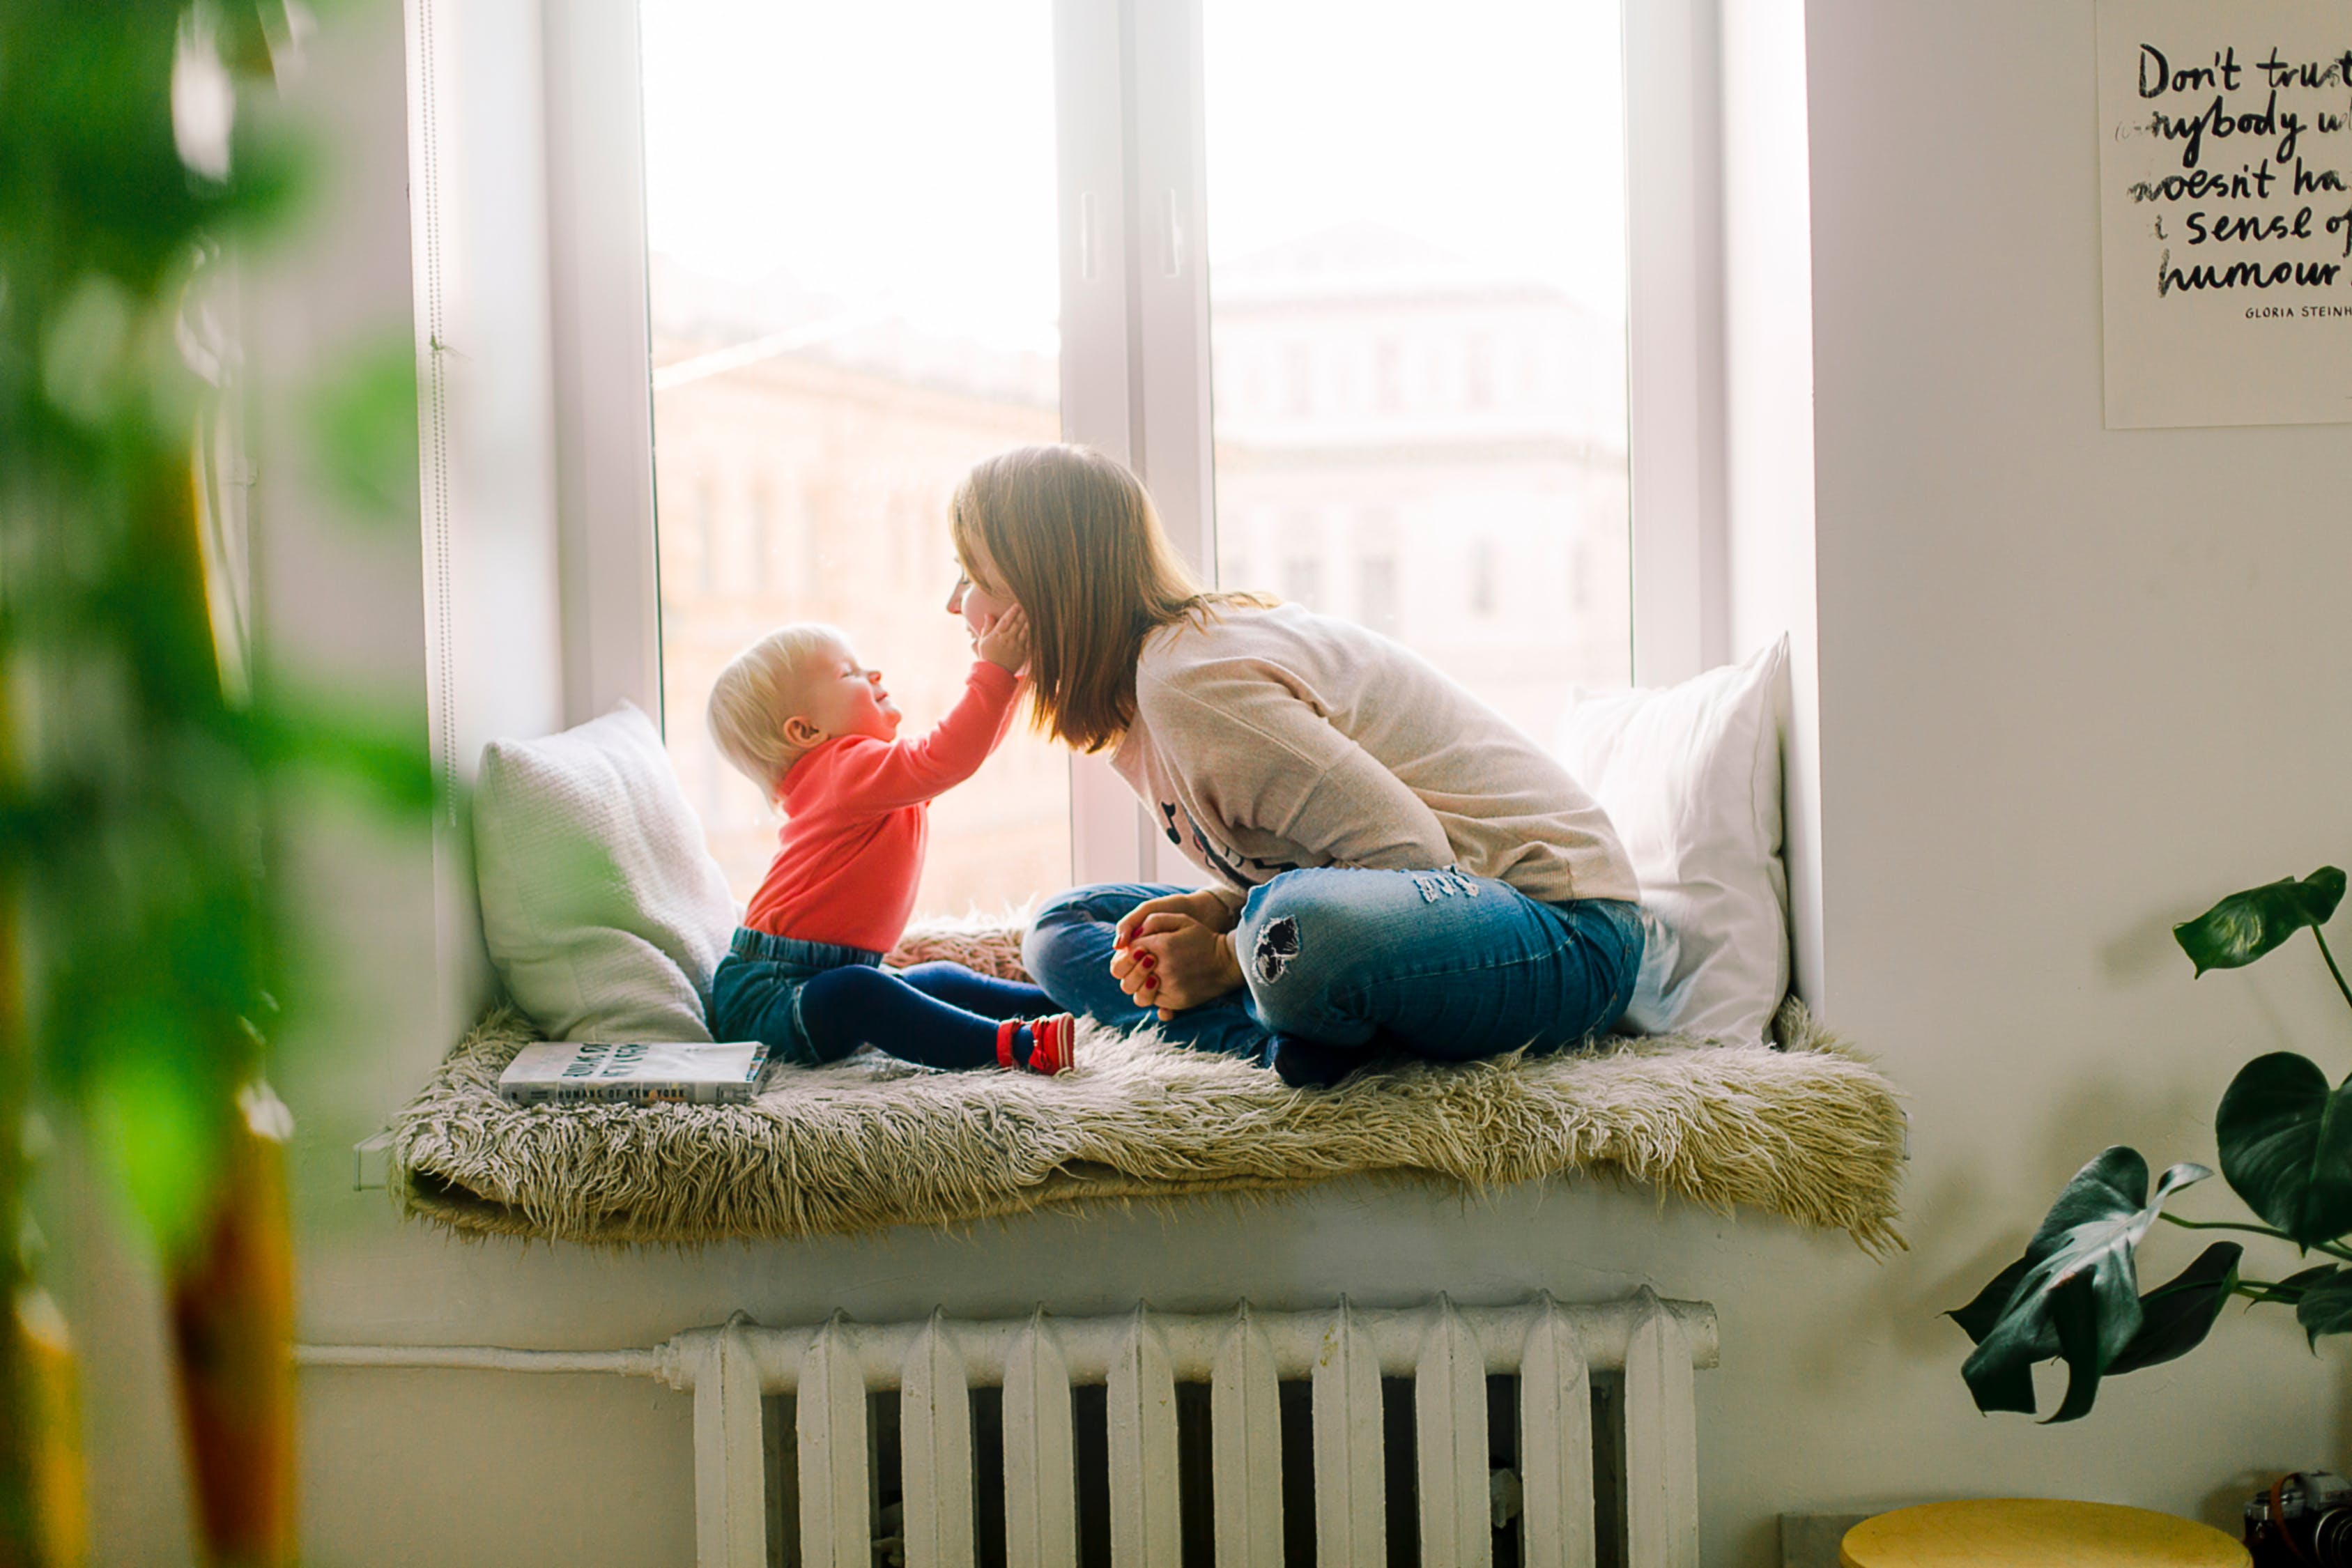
2098 0 2352 428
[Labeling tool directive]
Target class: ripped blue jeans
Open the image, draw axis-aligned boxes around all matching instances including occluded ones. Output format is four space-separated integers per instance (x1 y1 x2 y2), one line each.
1022 869 1644 1067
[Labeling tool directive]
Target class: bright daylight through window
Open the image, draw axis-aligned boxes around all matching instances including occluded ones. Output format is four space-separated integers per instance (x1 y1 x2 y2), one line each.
640 0 1067 914
640 0 1631 916
1202 0 1633 741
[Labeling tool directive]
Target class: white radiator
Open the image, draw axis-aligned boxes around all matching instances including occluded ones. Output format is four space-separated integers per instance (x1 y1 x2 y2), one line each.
297 1287 1714 1567
663 1289 1714 1568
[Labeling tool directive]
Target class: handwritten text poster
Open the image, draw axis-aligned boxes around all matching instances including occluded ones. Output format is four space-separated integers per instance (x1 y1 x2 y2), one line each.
2099 0 2352 427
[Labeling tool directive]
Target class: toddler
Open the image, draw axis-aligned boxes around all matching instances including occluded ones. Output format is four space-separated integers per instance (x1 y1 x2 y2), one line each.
705 608 1076 1074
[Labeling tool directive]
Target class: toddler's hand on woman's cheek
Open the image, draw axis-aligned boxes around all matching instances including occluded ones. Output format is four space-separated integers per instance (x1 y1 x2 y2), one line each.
977 605 1031 672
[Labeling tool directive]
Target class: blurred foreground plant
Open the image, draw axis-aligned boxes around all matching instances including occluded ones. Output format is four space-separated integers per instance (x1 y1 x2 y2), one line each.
1950 868 2352 1422
1 1 429 1562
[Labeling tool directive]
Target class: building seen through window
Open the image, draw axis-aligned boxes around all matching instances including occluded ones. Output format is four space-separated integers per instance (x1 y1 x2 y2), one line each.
1208 222 1630 739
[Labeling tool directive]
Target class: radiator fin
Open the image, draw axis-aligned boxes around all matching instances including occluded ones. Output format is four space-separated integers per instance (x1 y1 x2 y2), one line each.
900 1312 976 1568
1004 1309 1078 1567
1623 1289 1699 1568
1310 1298 1387 1565
1107 1309 1181 1565
797 1315 871 1566
1519 1295 1597 1568
1210 1304 1284 1564
1414 1296 1493 1567
693 1320 767 1568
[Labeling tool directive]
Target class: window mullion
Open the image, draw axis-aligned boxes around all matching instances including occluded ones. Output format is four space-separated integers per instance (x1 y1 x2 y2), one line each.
1055 0 1135 463
1125 0 1215 583
1124 0 1218 889
1623 0 1730 685
1057 0 1167 887
542 0 661 728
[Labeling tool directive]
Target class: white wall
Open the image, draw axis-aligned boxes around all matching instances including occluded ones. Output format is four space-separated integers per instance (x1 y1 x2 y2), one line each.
1790 0 2352 1536
73 0 2352 1564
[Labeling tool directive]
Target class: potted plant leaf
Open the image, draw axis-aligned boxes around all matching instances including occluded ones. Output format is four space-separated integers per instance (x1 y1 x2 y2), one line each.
1 4 431 1562
1951 868 2352 1422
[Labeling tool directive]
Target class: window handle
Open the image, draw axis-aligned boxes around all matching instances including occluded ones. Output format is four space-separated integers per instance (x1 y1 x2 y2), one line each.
1163 188 1185 277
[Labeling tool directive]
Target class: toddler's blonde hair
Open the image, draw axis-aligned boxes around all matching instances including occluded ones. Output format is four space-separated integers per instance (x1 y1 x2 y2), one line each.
707 622 846 801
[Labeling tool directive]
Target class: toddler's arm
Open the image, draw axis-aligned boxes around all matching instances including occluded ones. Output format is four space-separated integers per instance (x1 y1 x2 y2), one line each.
829 610 1029 809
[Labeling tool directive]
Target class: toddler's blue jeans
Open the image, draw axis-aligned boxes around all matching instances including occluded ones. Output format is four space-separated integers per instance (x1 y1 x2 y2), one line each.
1022 868 1643 1073
710 929 1052 1070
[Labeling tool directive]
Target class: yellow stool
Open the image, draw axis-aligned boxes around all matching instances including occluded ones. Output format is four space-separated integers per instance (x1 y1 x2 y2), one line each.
1842 1500 2249 1568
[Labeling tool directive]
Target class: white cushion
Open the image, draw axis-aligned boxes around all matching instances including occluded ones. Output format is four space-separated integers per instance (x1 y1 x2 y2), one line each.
1556 637 1790 1045
472 702 739 1043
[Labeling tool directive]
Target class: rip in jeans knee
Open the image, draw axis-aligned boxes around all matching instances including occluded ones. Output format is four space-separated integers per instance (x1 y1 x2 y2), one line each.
1253 916 1302 983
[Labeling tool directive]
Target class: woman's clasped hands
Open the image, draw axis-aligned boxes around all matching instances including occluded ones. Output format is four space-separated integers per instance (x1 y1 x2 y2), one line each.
1109 886 1245 1020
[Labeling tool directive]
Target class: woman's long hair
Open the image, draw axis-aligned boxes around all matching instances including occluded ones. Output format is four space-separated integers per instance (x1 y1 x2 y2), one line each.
949 445 1263 753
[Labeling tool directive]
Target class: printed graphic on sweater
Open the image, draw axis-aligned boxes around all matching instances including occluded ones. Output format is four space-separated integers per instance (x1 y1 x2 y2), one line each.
1167 799 1299 891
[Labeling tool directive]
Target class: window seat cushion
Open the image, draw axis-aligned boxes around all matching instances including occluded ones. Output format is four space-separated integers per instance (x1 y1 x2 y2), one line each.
390 926 1904 1253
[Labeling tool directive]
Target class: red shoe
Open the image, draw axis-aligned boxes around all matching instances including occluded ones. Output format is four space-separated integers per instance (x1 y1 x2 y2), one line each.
997 1013 1078 1075
1027 1013 1077 1075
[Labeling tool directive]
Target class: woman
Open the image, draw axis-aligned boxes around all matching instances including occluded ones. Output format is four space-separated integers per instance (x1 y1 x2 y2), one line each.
945 444 1643 1086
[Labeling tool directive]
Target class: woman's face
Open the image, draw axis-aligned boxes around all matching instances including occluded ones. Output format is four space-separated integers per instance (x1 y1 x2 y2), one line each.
946 542 1016 639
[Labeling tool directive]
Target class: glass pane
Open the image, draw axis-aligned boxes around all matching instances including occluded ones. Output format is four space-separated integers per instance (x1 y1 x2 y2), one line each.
1202 0 1634 741
640 0 1070 918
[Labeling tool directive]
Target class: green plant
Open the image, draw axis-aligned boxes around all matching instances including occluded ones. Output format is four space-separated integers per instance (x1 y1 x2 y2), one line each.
1951 868 2352 1422
1 1 429 1561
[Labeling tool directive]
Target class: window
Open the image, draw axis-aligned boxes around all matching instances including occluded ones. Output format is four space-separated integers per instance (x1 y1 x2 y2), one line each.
1372 339 1404 414
1358 553 1401 638
1284 341 1314 417
552 0 1716 897
1202 0 1633 741
1470 537 1499 620
1282 554 1322 611
1465 335 1496 411
746 488 769 594
640 0 1073 913
693 478 716 595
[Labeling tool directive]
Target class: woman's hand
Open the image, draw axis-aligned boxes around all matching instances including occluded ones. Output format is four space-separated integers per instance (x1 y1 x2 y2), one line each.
1111 889 1245 1019
976 604 1031 672
1113 886 1240 944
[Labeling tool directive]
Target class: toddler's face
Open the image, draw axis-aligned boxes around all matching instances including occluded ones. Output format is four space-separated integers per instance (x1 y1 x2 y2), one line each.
791 635 900 744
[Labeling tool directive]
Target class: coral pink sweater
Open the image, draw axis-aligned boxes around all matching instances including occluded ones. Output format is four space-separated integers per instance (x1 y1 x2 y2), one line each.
743 661 1020 953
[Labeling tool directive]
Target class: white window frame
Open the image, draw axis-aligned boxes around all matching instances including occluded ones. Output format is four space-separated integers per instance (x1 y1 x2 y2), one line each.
541 0 1730 888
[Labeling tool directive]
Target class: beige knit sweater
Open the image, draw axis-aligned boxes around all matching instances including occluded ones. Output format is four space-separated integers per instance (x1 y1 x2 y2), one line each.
1108 603 1638 909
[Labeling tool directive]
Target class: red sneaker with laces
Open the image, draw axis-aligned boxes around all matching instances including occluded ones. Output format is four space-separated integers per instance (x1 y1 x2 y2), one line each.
1025 1013 1077 1075
997 1014 1078 1075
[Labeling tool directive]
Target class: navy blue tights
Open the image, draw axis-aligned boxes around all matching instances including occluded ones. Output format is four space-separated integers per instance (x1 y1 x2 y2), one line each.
797 961 1054 1070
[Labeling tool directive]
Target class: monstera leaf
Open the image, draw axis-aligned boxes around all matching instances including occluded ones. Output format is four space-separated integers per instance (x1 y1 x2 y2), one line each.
1949 1256 2031 1346
2174 868 2345 976
2282 1267 2352 1346
1954 1242 2240 1382
2266 1263 2342 1305
2215 1052 2352 1247
1952 1148 2211 1421
2103 1243 2243 1376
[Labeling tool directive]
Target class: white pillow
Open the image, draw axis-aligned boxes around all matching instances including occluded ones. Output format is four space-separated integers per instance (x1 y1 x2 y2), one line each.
1557 637 1790 1045
472 702 739 1043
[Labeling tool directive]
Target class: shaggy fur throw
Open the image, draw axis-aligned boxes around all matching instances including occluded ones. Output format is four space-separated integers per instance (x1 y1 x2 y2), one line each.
392 926 1905 1253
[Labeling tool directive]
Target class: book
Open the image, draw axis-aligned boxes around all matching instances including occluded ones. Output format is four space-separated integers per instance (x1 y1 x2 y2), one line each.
497 1040 772 1107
